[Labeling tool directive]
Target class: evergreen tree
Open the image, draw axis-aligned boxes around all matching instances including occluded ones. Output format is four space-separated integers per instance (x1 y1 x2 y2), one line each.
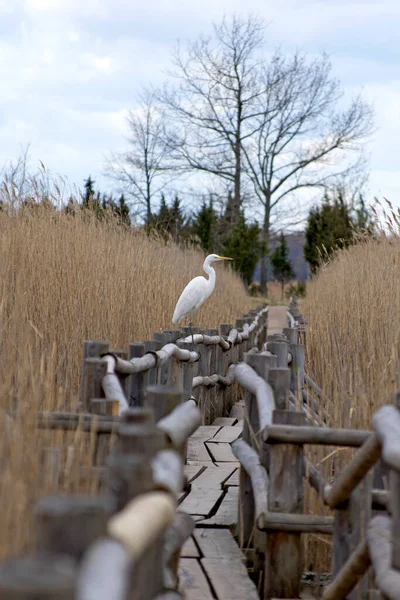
169 195 186 240
221 213 262 286
192 198 218 253
304 192 355 273
83 176 95 208
270 232 295 300
148 194 188 241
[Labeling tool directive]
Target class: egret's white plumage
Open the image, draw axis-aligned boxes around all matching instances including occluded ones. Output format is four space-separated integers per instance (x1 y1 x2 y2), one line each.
172 254 232 324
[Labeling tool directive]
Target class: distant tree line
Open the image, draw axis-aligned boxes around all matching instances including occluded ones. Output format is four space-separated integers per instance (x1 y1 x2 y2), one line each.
106 14 373 293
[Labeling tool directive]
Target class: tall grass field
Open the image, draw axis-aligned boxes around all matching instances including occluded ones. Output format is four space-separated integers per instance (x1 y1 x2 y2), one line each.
0 205 250 557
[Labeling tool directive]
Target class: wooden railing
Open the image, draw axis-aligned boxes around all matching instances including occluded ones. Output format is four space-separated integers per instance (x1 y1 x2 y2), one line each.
0 305 269 598
3 295 399 599
231 296 400 600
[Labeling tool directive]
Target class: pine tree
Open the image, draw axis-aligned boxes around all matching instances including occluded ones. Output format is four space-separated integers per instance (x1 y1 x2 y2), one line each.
192 198 218 253
83 176 95 208
221 213 262 285
270 232 295 300
304 192 355 273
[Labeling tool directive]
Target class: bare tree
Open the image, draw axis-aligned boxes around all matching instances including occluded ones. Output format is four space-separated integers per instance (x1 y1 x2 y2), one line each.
160 15 265 221
105 92 175 224
241 52 373 291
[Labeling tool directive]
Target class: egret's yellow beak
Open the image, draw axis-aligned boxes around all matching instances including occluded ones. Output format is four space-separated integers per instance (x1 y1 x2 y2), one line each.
217 256 233 261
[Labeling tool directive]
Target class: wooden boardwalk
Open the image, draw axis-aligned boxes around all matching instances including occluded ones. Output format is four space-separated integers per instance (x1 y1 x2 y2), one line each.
178 306 288 600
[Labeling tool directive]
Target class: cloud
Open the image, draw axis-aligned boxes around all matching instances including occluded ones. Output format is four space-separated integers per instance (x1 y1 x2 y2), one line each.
0 0 398 207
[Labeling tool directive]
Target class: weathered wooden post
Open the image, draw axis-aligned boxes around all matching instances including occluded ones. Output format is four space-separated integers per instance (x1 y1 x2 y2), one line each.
118 408 166 457
220 323 233 415
128 342 146 407
289 331 305 404
154 332 172 386
91 398 119 466
266 337 289 368
283 326 298 345
145 386 184 423
196 329 212 424
35 496 111 561
263 409 306 598
80 340 109 411
0 557 76 599
179 340 198 401
145 340 162 386
205 328 219 422
236 318 247 361
106 408 175 599
268 368 291 411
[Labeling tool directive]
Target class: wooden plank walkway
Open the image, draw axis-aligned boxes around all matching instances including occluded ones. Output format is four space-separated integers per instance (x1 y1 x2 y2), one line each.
179 409 260 599
178 306 290 599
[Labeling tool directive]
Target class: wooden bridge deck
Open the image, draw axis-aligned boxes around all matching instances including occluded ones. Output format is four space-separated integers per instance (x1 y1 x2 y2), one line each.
178 306 289 600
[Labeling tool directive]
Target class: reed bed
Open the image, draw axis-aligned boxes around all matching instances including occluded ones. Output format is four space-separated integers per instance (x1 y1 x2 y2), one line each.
301 222 400 576
0 204 250 557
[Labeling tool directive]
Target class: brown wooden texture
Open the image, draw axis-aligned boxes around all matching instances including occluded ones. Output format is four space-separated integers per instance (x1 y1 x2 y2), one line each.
178 559 213 600
264 410 305 599
201 558 259 600
0 556 76 599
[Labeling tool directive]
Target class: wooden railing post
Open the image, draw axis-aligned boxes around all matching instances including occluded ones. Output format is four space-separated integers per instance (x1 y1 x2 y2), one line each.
331 483 369 600
205 328 220 421
290 340 305 401
283 326 298 345
145 386 183 423
118 408 166 457
197 329 212 424
129 342 146 407
105 422 166 599
220 323 233 415
154 332 171 385
0 557 76 599
91 398 119 466
145 340 162 386
236 318 247 361
175 340 197 401
263 409 306 599
266 337 289 368
34 496 110 561
80 340 109 411
268 367 291 410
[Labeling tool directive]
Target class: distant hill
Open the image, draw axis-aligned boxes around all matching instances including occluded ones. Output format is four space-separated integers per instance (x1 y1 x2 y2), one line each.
252 231 310 282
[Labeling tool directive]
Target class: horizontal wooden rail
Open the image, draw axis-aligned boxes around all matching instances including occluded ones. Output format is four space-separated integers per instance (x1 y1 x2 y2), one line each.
263 423 371 446
38 416 117 433
259 512 334 534
324 434 381 508
178 306 268 350
322 539 371 600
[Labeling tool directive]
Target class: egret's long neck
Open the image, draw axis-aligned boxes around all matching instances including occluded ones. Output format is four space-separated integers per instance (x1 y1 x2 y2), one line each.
203 260 216 298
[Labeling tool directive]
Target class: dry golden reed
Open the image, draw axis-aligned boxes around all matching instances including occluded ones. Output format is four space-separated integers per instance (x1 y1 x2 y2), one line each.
301 231 400 574
0 205 250 557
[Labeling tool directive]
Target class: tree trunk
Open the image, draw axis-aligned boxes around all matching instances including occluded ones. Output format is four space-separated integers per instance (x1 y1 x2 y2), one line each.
260 196 271 295
233 99 242 223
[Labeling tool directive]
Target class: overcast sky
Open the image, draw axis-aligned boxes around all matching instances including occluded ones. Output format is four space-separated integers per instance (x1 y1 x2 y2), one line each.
0 0 399 213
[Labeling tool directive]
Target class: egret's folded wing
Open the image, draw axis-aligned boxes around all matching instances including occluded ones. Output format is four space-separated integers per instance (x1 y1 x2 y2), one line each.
172 276 206 323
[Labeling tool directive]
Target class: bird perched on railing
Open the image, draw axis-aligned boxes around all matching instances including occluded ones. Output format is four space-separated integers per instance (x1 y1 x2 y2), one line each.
172 254 232 343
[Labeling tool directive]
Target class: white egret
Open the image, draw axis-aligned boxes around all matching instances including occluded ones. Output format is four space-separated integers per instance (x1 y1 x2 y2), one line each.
172 254 233 343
